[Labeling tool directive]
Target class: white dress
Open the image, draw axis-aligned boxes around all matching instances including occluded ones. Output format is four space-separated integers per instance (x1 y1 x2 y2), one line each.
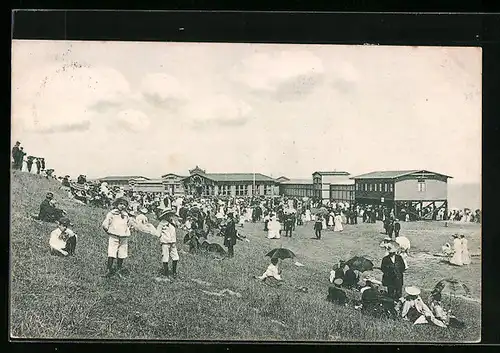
461 238 471 265
333 215 343 232
322 218 327 230
449 238 463 266
305 209 311 222
328 214 334 227
267 220 281 239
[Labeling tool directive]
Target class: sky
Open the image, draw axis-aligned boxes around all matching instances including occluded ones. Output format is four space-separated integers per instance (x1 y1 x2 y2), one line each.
11 41 482 184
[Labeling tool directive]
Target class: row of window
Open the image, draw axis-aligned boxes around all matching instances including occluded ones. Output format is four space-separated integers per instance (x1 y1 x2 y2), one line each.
193 184 274 196
356 183 394 192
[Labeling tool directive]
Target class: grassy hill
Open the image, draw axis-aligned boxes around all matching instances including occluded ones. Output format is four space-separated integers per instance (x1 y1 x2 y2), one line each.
10 171 481 342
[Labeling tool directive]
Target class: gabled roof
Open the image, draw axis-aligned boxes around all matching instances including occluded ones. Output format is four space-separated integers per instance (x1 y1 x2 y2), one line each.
350 170 452 180
313 171 350 176
131 178 164 184
276 176 290 181
280 178 313 185
161 173 186 178
184 172 276 183
99 176 149 181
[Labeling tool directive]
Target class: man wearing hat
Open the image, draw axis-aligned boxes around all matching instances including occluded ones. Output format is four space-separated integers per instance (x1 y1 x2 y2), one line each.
223 211 237 258
102 197 132 277
380 244 406 300
38 192 65 222
156 208 180 278
49 216 77 256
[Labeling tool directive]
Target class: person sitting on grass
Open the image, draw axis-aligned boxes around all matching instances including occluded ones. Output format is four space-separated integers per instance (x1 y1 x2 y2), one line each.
49 217 77 256
38 192 66 222
429 292 466 329
254 257 282 282
400 286 447 327
326 278 348 306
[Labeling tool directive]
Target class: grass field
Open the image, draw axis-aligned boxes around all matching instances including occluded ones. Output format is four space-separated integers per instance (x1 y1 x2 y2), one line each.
10 171 481 342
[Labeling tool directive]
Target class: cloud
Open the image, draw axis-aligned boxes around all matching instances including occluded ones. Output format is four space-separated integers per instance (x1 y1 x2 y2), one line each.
272 73 325 101
183 94 253 129
232 50 325 94
37 120 91 134
114 109 150 132
12 60 132 134
140 73 189 110
88 99 123 113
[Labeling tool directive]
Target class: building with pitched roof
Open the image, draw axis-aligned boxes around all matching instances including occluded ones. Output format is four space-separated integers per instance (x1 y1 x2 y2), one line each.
312 171 354 202
98 176 150 190
278 178 315 198
181 166 279 197
351 170 452 220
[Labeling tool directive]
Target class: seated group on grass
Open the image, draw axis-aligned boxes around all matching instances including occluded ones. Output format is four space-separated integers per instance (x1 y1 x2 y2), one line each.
325 269 466 329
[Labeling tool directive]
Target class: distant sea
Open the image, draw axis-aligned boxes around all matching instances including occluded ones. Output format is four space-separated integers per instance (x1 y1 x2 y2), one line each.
448 183 481 210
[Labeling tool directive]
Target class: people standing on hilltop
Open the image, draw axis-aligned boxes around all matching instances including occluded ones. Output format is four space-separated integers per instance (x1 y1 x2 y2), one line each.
35 158 42 174
102 197 132 278
40 158 46 171
12 141 21 169
26 156 34 173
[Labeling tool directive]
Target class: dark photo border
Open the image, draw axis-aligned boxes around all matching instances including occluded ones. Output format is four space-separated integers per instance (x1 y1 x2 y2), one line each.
7 7 500 352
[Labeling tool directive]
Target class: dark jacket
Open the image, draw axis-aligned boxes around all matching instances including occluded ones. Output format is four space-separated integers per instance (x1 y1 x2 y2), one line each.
381 254 406 288
38 199 63 222
223 219 237 247
327 286 348 305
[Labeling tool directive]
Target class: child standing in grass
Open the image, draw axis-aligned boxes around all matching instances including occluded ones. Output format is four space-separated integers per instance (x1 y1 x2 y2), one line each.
102 197 132 278
156 208 180 278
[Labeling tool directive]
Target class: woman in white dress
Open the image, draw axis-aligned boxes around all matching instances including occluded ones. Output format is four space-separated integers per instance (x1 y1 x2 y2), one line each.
321 215 327 230
328 212 335 228
305 209 312 222
460 234 471 265
22 155 28 172
333 212 343 232
267 216 281 239
449 234 463 266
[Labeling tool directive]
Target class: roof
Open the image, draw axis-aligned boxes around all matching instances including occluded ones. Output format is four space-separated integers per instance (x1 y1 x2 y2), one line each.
350 170 453 180
280 178 313 185
185 172 276 183
161 173 186 178
313 171 350 176
131 178 164 184
99 176 150 181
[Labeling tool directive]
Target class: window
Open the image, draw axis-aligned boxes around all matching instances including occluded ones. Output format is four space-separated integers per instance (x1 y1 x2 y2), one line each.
265 185 272 196
384 183 388 192
379 183 383 192
389 184 393 192
418 181 426 192
220 185 230 196
369 184 373 192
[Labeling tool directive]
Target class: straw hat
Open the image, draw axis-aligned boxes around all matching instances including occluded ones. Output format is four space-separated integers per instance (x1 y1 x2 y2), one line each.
333 278 343 286
405 286 421 296
112 197 129 207
158 208 176 220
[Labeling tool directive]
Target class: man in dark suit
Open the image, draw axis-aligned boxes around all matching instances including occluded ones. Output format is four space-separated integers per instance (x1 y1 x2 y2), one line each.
11 141 21 169
381 245 406 300
327 278 348 305
284 214 294 237
38 192 65 222
394 219 401 237
223 212 237 258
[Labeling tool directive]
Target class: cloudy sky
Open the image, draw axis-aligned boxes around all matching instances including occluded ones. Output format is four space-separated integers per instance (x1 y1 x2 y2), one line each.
11 41 481 184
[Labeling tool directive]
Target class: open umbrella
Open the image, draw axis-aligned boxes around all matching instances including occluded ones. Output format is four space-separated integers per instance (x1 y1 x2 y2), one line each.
266 248 296 260
432 278 471 307
317 207 329 216
344 256 374 272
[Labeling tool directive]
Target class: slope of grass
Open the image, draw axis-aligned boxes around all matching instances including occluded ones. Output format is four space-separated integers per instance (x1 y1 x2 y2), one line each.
10 171 481 342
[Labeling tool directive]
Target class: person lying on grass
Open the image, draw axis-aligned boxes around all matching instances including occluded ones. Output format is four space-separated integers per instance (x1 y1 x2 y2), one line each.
254 257 282 281
49 216 77 256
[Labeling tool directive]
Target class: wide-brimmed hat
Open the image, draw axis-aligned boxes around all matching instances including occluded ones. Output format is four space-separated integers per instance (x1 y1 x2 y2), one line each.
46 192 54 198
452 233 460 238
112 197 129 207
333 278 343 286
405 286 421 296
383 236 392 242
158 208 176 220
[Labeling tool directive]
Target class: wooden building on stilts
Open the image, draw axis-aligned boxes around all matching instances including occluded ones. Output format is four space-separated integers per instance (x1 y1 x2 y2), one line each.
351 170 452 220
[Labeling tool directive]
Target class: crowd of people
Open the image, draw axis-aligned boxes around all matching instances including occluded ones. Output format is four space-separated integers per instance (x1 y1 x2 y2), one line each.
11 141 50 176
13 141 476 332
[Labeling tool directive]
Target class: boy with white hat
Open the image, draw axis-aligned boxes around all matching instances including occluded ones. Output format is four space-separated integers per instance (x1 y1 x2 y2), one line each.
156 208 180 278
102 197 132 277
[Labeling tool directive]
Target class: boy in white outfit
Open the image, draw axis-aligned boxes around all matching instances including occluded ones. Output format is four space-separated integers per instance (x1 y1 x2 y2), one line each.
156 208 180 278
102 197 132 277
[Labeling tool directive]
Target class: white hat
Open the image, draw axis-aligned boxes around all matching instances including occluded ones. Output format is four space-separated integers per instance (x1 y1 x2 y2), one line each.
140 208 148 214
405 286 421 296
333 278 343 286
